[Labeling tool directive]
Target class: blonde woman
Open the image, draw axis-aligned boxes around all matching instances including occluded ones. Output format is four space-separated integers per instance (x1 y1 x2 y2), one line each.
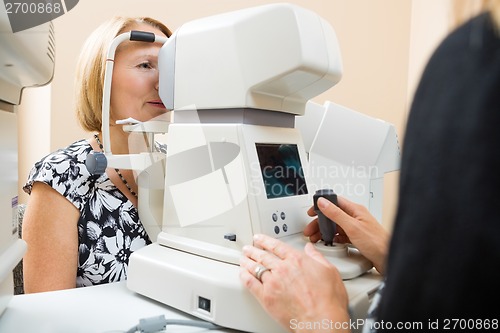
22 17 171 293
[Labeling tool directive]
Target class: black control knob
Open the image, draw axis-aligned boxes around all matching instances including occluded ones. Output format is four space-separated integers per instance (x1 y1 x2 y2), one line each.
313 189 338 246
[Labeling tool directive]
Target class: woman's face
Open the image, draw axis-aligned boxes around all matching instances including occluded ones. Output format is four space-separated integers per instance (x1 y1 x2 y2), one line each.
110 23 168 123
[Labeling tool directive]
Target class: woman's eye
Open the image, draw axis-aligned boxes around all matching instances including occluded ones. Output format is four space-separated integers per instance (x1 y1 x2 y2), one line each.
137 62 153 69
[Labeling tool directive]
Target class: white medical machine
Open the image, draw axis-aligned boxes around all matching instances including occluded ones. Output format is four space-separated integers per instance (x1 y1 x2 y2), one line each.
298 100 400 224
0 9 54 315
90 3 400 333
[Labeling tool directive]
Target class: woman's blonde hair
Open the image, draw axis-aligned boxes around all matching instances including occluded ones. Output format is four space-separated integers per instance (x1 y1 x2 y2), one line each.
75 17 172 132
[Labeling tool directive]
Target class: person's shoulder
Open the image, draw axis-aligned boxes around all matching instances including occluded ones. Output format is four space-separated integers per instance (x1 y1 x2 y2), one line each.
24 139 93 194
40 139 92 164
433 12 498 59
414 11 498 100
24 139 97 207
47 139 91 157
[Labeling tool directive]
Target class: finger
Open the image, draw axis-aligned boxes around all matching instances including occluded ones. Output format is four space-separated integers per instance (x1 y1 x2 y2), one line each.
334 233 350 243
332 225 350 244
239 255 272 284
336 196 366 217
303 220 322 243
316 197 356 234
306 205 317 217
308 232 322 243
239 264 264 299
239 253 256 270
252 234 295 260
303 219 319 237
242 243 280 270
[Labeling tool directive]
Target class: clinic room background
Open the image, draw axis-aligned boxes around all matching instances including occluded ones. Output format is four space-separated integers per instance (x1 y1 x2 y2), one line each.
16 0 478 231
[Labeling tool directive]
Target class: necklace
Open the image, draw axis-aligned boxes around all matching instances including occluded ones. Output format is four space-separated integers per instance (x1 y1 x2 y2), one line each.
93 134 137 197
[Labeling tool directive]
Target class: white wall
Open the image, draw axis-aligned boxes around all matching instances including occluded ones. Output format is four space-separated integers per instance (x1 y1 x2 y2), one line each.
407 0 452 112
17 85 51 202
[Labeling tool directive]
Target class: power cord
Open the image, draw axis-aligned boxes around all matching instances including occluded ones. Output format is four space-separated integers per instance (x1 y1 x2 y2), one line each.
124 315 221 333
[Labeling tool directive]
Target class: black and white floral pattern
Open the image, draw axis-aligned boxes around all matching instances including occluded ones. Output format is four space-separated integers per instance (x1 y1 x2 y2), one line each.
23 139 152 287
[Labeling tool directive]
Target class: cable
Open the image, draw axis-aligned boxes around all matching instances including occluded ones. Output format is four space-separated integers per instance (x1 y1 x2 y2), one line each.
124 315 221 333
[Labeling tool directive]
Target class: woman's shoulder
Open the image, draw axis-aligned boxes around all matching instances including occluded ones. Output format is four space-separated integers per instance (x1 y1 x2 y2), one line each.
23 139 95 197
41 139 92 164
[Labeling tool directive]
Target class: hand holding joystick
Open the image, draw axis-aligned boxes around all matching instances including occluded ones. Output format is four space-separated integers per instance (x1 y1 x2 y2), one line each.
313 189 338 246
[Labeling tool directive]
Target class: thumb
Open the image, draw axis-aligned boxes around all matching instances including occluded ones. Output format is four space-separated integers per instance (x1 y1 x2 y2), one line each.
317 197 354 234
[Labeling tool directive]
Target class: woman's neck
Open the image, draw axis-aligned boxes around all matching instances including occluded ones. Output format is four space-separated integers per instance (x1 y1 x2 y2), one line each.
108 126 130 155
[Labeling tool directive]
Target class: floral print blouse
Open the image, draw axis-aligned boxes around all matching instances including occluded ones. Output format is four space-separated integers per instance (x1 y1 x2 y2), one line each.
23 139 151 287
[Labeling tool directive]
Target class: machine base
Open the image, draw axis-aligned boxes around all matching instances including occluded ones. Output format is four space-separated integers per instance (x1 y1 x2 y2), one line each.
128 242 382 333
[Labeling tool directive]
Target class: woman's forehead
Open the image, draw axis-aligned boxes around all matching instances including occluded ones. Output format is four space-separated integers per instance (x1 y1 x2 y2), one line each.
125 22 166 37
116 42 162 58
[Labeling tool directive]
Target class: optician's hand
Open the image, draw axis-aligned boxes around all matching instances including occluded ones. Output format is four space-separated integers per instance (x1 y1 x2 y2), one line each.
305 196 390 274
239 234 350 333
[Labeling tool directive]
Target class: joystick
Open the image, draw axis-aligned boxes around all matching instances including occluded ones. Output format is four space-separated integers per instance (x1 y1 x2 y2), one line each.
313 189 338 246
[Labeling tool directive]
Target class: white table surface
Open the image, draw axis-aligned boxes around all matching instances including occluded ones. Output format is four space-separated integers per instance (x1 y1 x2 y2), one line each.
0 281 239 333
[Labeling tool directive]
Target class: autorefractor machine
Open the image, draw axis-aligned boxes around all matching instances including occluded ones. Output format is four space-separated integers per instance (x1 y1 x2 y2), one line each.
88 3 400 333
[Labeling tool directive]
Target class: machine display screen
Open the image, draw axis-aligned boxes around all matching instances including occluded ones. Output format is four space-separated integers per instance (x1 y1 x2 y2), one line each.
255 143 308 199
